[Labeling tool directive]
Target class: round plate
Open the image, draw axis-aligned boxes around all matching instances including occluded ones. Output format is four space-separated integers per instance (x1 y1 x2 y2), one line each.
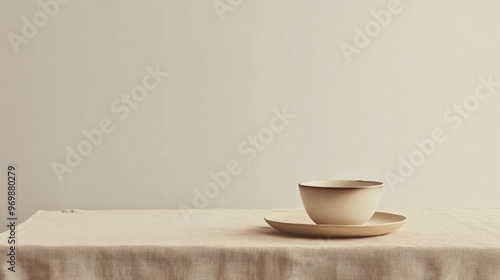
265 210 407 237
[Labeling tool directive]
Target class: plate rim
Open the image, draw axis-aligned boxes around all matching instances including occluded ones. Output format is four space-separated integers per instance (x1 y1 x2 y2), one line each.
264 210 407 228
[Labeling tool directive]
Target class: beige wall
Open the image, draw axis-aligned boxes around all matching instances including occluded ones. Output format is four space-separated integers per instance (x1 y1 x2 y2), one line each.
1 0 500 226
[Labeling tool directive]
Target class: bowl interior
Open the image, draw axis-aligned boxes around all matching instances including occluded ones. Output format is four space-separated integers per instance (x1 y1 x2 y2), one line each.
299 180 383 189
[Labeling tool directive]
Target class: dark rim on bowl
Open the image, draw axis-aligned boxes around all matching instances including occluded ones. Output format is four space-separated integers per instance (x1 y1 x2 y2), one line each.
298 180 383 189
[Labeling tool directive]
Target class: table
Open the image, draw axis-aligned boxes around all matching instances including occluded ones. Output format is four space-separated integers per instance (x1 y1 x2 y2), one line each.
1 208 499 279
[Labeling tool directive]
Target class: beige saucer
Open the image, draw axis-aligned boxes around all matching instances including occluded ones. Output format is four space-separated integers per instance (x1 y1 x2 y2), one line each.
265 210 407 237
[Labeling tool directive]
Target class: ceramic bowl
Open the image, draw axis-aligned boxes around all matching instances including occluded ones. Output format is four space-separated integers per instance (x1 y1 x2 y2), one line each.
299 180 383 225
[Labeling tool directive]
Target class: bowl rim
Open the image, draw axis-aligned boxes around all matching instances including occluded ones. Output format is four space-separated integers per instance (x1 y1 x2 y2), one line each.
299 180 383 189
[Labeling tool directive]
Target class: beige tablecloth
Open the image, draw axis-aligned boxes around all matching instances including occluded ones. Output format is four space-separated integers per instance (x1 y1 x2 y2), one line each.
1 208 499 280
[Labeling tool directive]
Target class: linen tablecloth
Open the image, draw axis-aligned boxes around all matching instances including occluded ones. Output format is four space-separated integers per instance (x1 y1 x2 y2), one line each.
1 208 499 280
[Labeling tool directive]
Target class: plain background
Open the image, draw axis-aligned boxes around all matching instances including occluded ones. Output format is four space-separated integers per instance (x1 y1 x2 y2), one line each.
1 0 500 228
